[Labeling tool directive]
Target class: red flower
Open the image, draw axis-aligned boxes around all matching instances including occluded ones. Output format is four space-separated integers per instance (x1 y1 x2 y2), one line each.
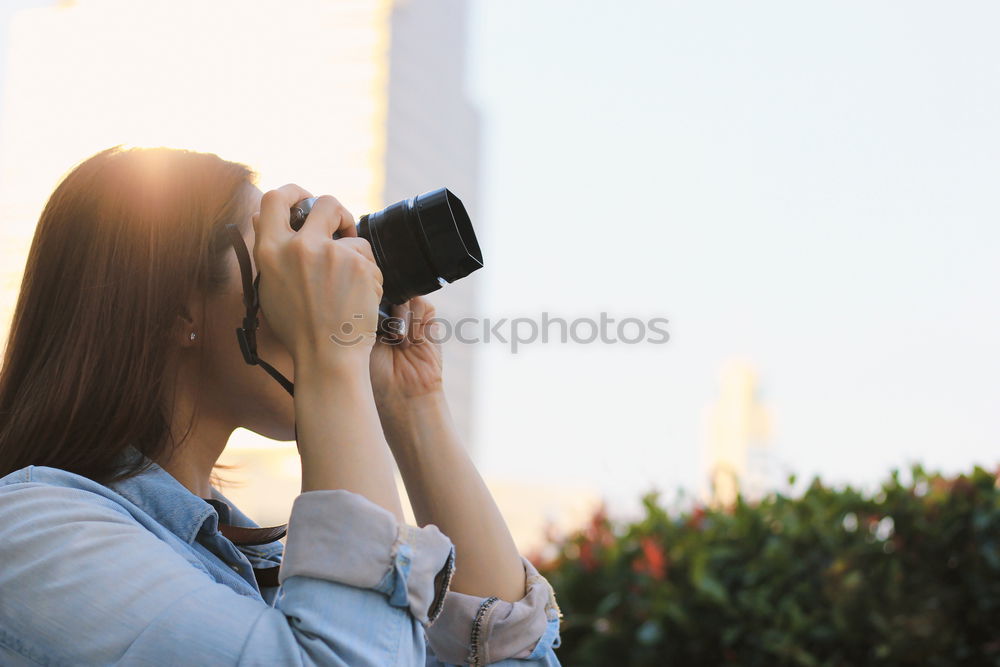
687 506 706 530
586 504 615 548
632 536 668 580
570 504 616 573
579 540 598 572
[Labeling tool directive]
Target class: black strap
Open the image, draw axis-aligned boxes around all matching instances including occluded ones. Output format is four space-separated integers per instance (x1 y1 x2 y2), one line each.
251 565 281 588
203 496 287 589
218 522 287 547
222 523 284 589
226 224 298 441
225 224 296 398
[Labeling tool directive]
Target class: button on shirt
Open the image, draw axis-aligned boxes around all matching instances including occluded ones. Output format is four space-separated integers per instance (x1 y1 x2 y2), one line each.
0 446 562 665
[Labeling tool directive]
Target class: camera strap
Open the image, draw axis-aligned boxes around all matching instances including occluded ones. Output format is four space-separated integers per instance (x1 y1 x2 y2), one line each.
224 223 295 398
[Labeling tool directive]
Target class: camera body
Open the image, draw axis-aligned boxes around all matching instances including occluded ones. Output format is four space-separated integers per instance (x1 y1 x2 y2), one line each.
289 188 483 308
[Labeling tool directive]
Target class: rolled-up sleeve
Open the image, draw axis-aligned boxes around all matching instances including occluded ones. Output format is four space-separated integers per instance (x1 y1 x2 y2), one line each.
424 557 563 666
279 489 456 626
0 482 456 666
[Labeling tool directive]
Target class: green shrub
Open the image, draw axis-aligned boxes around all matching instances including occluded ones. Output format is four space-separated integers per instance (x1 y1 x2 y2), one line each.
535 466 1000 666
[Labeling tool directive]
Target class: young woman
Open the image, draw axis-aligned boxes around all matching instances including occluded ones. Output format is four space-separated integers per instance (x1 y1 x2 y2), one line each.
0 146 561 665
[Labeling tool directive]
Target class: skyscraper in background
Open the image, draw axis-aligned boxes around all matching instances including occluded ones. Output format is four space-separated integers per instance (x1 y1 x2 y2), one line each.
703 359 774 506
383 0 483 446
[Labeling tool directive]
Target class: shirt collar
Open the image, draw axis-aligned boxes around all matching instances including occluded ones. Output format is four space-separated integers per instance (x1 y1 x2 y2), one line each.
107 444 230 545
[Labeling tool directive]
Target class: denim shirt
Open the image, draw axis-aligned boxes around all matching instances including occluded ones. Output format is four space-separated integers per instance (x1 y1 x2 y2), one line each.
0 446 562 666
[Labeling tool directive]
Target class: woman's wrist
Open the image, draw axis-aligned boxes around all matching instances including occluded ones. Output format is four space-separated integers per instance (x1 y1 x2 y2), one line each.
377 389 448 424
377 390 453 455
295 346 372 385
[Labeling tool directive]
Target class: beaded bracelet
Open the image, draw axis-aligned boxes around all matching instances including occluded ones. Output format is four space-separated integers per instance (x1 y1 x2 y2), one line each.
467 595 501 667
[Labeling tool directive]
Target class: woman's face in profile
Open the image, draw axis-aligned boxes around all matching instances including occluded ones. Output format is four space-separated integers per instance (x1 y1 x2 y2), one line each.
198 185 297 442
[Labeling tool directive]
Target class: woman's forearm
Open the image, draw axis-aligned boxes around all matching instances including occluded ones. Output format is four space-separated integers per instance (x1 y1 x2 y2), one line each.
379 391 526 603
295 356 405 523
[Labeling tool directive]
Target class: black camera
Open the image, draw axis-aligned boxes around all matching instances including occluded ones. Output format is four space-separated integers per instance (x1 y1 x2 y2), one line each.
289 188 483 310
227 190 480 396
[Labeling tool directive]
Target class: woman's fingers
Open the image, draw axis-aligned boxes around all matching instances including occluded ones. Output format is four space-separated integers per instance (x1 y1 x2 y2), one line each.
406 298 423 344
299 194 358 240
338 237 382 287
372 297 438 346
251 185 387 364
373 302 406 343
257 184 314 241
408 296 435 344
337 236 376 263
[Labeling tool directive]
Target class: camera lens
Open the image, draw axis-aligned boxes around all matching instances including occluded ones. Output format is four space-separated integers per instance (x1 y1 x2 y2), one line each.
289 188 483 305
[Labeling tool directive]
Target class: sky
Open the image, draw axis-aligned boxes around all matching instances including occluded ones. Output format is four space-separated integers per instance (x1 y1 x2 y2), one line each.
465 0 1000 510
0 0 997 515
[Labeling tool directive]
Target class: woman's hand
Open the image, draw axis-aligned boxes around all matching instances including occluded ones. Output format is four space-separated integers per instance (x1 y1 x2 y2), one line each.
252 185 383 373
254 185 402 518
370 296 529 602
369 296 444 410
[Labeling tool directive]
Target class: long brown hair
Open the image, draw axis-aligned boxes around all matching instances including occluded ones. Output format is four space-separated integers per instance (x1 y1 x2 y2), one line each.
0 146 257 485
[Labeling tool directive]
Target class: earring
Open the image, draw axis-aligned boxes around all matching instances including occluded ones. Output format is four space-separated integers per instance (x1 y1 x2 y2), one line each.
189 332 197 341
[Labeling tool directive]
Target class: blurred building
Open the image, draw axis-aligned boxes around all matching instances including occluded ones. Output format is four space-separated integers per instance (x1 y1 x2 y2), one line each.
702 359 774 506
383 0 483 447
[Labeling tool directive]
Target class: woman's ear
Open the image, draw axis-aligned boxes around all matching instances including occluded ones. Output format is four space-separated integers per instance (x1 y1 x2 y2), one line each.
174 297 201 348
